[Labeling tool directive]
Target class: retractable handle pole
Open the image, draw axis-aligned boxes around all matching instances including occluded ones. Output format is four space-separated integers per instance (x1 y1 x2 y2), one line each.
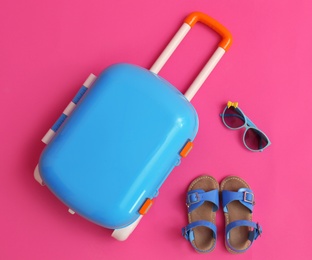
150 12 233 101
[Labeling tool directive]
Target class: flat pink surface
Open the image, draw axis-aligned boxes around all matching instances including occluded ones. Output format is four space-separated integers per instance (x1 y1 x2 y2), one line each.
1 0 311 259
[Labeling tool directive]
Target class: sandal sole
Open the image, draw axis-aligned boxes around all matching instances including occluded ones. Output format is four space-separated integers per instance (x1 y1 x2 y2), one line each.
220 176 252 254
187 175 219 253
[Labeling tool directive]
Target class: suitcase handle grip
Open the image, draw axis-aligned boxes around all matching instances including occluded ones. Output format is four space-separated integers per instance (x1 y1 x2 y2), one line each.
184 12 232 51
150 12 233 101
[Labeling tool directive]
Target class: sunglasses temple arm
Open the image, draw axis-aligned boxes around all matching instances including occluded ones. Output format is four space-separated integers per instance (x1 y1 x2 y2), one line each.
220 113 245 121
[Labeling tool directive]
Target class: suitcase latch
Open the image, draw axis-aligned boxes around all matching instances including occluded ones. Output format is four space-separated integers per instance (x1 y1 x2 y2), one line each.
139 198 154 215
180 141 194 158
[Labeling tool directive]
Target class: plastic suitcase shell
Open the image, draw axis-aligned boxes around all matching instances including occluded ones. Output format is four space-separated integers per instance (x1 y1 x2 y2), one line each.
39 63 198 228
34 12 232 241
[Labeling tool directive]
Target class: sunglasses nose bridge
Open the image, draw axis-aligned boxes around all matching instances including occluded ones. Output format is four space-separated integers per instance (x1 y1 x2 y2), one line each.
245 115 258 129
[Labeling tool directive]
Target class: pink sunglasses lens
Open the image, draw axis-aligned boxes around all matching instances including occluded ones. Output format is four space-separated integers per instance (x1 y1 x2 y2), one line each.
223 107 245 129
245 128 269 151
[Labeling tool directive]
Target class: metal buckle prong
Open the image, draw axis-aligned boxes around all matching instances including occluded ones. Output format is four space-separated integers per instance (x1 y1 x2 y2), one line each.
186 192 200 207
243 191 255 205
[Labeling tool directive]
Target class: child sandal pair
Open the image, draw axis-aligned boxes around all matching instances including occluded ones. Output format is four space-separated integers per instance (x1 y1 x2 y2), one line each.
182 175 262 253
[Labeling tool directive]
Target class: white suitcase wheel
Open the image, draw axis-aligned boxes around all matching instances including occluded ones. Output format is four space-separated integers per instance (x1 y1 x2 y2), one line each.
34 164 45 186
111 215 143 241
68 208 75 214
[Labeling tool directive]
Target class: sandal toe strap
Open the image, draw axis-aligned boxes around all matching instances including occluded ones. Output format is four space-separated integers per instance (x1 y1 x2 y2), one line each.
222 188 255 213
186 189 219 213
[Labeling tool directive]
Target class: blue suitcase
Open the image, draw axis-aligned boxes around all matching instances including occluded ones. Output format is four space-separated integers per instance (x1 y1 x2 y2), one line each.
34 12 232 241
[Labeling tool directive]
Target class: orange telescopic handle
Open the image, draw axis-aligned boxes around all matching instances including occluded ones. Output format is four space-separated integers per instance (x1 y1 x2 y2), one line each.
150 12 233 101
184 12 232 51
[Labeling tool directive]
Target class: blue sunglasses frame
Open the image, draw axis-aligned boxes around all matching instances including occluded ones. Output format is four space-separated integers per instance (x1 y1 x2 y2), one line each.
220 101 271 152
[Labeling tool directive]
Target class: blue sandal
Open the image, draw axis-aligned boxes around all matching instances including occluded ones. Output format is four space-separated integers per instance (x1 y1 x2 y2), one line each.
221 176 262 253
182 175 219 253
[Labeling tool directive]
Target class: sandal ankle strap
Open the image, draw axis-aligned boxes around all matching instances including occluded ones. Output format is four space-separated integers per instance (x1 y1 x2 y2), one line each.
225 220 262 253
182 220 217 253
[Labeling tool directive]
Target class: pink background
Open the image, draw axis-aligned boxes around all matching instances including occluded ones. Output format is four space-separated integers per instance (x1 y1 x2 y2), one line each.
1 0 311 259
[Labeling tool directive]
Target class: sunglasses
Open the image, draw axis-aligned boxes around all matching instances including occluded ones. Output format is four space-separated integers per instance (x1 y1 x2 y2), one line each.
220 101 271 152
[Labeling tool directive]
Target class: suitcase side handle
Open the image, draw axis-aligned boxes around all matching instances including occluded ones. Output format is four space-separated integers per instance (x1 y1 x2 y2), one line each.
150 12 233 101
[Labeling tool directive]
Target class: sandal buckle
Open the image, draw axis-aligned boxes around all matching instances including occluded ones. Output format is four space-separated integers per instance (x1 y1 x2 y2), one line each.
256 223 262 237
182 227 189 240
186 192 200 207
243 191 255 205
